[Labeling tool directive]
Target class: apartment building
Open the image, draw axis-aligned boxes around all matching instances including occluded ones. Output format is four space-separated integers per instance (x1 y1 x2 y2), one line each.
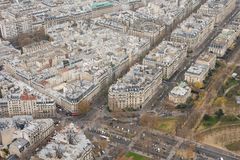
0 16 33 39
7 92 56 118
196 51 217 70
136 0 203 32
0 40 21 66
185 63 209 83
36 123 94 160
22 119 54 145
170 13 214 51
95 10 165 45
0 116 33 146
8 119 54 157
226 12 240 36
198 0 236 25
9 138 30 157
0 116 54 157
108 64 162 111
209 29 238 57
0 73 56 118
143 41 187 79
0 99 8 117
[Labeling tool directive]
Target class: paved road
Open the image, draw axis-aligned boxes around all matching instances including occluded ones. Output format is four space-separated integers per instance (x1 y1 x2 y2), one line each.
195 145 240 160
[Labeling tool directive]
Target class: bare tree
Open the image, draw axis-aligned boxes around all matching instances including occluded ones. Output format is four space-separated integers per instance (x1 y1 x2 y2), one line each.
78 100 91 114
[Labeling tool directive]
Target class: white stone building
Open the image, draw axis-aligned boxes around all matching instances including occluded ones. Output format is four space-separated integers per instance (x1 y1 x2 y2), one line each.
170 14 214 51
198 0 236 25
108 64 162 111
169 82 191 104
36 123 94 160
143 41 187 79
196 51 217 70
209 29 238 57
185 64 209 84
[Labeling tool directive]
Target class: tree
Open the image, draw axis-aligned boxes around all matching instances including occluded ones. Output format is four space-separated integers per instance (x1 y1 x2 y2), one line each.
203 114 211 121
15 27 50 48
213 97 227 107
194 82 204 89
34 27 47 41
215 109 224 119
98 140 108 149
17 34 32 47
176 143 196 159
140 113 160 129
176 97 194 110
0 148 9 159
78 100 91 114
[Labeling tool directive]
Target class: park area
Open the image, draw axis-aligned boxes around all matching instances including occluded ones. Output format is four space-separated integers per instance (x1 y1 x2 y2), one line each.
140 114 177 134
213 67 240 110
197 109 240 131
154 117 177 134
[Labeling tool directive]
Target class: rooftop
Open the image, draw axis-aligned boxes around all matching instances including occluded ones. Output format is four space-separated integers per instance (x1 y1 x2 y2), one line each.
0 115 33 131
196 51 216 63
136 0 198 25
91 1 113 10
110 64 162 93
170 82 191 96
95 10 165 34
37 123 92 160
144 41 187 67
171 14 213 39
186 63 208 76
23 119 54 135
199 0 230 11
211 28 237 44
0 72 54 103
10 138 29 150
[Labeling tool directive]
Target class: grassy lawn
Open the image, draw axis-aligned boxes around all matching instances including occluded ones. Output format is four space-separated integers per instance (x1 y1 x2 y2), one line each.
213 78 240 109
140 114 177 135
224 78 239 90
198 115 240 131
202 116 219 127
125 152 149 160
219 115 240 125
225 141 240 151
213 97 227 106
154 117 176 134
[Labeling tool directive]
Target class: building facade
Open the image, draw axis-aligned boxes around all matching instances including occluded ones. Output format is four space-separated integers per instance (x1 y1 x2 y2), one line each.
36 123 94 160
108 64 162 111
185 63 209 84
0 16 33 39
22 119 55 145
0 73 56 118
169 82 191 104
196 51 217 70
6 92 56 118
198 0 236 25
209 29 238 57
143 41 187 79
170 14 214 51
